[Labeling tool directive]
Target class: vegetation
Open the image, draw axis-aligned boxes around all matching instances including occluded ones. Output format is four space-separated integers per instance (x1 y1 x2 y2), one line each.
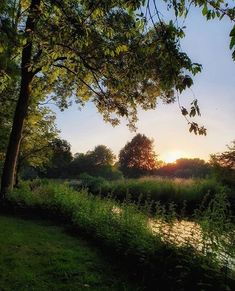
210 140 235 187
43 139 73 179
119 134 158 178
157 158 211 178
3 180 234 290
0 215 141 290
0 84 58 180
68 145 121 180
73 175 235 216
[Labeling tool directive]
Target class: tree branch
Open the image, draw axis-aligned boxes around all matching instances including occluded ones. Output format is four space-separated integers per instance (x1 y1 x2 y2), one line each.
53 63 105 99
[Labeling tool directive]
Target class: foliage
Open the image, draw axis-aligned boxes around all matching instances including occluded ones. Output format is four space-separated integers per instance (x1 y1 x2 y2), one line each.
4 180 234 290
93 165 124 180
43 138 73 178
210 140 235 183
119 134 158 178
157 158 211 178
0 0 205 128
18 107 59 173
0 83 58 179
88 145 116 166
69 145 118 179
195 190 235 269
0 86 18 166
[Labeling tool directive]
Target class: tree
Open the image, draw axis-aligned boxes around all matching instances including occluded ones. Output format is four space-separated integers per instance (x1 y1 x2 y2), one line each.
157 158 210 178
88 145 116 167
0 80 58 183
69 145 117 179
119 134 157 177
1 0 234 196
44 139 73 178
0 86 18 171
210 141 235 186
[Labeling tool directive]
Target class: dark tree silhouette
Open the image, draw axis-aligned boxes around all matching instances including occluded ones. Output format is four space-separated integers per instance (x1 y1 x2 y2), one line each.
210 141 235 187
44 139 73 178
157 158 210 178
69 145 120 180
119 134 157 178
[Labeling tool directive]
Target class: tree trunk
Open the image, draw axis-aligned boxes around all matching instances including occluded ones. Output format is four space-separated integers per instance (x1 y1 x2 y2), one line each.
14 158 22 188
0 0 41 198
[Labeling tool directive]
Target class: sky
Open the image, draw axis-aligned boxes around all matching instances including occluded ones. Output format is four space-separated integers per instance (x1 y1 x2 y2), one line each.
52 5 235 163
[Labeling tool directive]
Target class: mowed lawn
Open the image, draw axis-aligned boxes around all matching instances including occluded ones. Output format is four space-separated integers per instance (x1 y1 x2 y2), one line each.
0 215 140 291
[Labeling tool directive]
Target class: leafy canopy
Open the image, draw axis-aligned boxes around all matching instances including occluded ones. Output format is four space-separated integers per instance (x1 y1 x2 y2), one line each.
69 145 116 178
0 0 223 134
0 0 234 141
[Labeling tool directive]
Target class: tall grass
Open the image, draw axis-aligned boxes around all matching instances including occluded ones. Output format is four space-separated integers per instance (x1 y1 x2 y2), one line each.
69 175 228 216
3 179 234 290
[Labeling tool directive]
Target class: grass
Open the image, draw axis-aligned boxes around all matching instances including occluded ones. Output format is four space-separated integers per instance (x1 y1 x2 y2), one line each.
0 214 141 291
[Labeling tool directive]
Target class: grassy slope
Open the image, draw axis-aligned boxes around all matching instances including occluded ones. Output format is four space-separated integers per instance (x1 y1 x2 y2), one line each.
0 215 140 291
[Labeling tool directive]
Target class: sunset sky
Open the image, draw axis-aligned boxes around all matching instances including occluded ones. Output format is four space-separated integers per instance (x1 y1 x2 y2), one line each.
52 7 235 163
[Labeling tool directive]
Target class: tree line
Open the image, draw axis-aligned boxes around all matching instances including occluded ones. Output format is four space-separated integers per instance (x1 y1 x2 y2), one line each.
11 133 234 188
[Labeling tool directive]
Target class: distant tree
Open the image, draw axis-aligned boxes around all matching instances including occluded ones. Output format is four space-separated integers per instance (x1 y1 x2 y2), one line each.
70 153 92 177
157 158 210 178
70 145 119 179
119 134 157 178
44 139 73 178
210 141 235 187
88 145 116 167
174 158 210 178
210 141 235 170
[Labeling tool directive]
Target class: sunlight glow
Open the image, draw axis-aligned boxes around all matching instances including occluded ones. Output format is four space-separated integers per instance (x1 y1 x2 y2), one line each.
163 151 185 164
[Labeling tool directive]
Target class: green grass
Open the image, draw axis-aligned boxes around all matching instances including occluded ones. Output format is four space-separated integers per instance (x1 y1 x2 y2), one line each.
0 215 140 291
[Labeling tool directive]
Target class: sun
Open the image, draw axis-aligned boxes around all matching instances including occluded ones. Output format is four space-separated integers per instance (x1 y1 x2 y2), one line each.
163 151 184 164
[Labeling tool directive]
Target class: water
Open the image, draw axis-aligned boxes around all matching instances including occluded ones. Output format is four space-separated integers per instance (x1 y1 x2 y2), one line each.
111 206 235 271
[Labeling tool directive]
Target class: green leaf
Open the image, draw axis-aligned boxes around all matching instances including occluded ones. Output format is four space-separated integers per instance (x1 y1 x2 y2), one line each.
229 25 235 37
230 36 235 50
202 5 208 16
183 75 193 88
